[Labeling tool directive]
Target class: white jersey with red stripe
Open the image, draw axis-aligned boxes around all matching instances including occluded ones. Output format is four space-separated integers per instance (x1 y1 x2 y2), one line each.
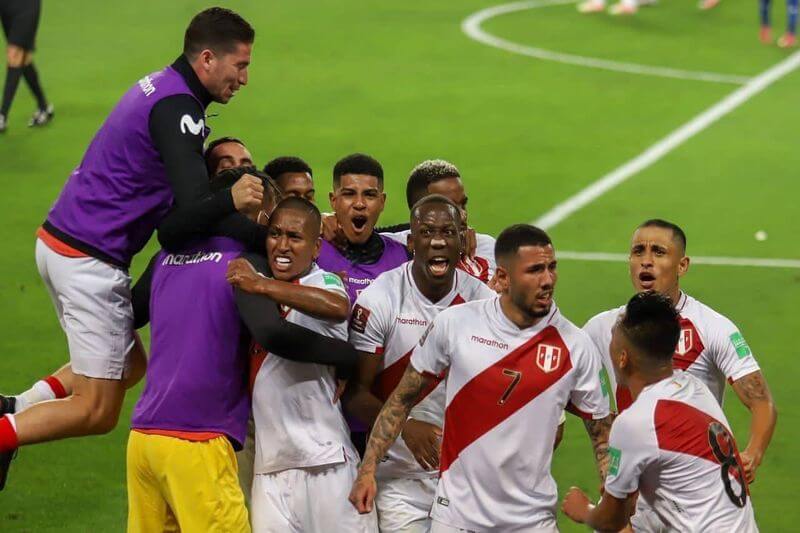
349 262 495 480
383 229 497 283
605 371 758 532
251 265 356 475
583 292 760 413
410 299 611 531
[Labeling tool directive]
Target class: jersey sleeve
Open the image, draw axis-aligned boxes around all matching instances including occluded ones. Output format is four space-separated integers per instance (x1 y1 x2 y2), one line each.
348 280 390 354
567 335 611 420
409 311 452 377
603 412 657 499
708 312 760 383
290 269 351 341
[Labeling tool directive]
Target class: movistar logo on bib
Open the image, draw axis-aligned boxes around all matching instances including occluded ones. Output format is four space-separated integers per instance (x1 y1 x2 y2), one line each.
180 114 204 135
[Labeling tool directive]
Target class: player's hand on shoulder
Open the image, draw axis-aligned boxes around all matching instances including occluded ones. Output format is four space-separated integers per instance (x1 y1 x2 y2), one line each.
401 418 443 471
226 257 265 293
231 173 264 213
349 470 377 514
561 486 592 523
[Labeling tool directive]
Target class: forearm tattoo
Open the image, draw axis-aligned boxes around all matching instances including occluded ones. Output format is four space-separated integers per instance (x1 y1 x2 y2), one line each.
736 372 772 404
358 366 428 478
584 415 614 480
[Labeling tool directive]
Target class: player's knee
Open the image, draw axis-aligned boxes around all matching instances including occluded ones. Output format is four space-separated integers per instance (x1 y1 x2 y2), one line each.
6 46 24 67
22 51 34 66
85 402 122 434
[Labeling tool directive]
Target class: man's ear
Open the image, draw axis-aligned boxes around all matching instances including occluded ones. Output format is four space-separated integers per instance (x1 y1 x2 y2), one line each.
313 236 322 260
494 265 510 293
678 255 690 278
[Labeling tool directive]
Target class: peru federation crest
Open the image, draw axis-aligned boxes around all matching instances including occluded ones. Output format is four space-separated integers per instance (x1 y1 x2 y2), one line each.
676 328 693 356
536 344 562 373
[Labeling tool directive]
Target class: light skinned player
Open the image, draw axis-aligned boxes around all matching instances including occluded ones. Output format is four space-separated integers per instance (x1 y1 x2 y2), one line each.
0 7 266 490
350 224 613 532
563 292 758 532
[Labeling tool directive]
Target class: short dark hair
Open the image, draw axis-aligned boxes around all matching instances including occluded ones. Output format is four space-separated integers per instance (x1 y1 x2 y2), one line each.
410 194 462 226
270 196 322 236
333 153 383 188
619 292 681 364
638 219 687 252
183 7 255 60
406 159 461 209
495 224 552 263
204 136 247 174
263 156 313 181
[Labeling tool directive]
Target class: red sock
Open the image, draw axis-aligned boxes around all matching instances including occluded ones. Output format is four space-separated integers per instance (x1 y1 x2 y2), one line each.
43 376 68 399
0 415 19 453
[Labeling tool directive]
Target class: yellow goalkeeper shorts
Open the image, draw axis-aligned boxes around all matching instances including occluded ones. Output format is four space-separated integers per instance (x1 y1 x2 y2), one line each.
126 430 250 533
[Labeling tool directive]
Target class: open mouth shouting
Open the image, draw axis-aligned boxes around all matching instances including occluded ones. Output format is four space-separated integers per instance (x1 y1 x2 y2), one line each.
272 254 293 274
536 289 553 308
350 214 369 235
427 256 451 277
638 271 656 290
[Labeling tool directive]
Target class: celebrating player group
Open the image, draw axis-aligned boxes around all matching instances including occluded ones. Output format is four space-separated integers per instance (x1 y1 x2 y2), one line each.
0 6 776 533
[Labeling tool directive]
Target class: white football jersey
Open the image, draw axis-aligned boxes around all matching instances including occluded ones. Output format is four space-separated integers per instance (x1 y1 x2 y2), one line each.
252 265 356 475
410 299 610 531
349 262 495 480
382 229 497 283
583 292 760 412
605 371 758 532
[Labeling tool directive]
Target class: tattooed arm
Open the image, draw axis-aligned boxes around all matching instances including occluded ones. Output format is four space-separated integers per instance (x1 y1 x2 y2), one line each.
583 415 614 481
731 370 777 483
349 365 433 513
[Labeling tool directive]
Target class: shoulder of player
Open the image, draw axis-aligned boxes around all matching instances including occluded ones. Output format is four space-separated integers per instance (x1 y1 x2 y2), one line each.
475 232 496 252
300 264 345 290
611 401 656 443
353 263 406 304
681 293 740 338
455 269 495 298
553 313 604 359
583 305 624 330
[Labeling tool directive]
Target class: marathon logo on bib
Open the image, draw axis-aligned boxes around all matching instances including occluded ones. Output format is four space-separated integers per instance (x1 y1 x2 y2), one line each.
180 114 205 136
536 344 562 373
350 304 371 334
676 329 693 356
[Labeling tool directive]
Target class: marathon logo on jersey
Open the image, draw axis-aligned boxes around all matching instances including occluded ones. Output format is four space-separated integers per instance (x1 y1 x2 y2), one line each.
676 329 693 356
138 75 155 97
396 316 428 327
179 114 205 136
536 344 562 373
470 335 509 350
350 304 371 334
161 251 223 266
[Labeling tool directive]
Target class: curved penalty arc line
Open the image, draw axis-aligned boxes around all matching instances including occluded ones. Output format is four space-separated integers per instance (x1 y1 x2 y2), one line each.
462 0 753 85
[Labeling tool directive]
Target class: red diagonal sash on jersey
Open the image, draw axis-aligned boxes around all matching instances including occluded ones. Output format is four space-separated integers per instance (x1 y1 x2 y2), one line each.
440 325 571 473
372 294 466 402
655 399 747 492
617 318 706 413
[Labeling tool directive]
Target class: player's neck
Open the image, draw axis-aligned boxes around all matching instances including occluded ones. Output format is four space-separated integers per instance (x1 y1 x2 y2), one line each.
411 262 455 303
628 368 673 400
499 295 545 330
665 285 682 306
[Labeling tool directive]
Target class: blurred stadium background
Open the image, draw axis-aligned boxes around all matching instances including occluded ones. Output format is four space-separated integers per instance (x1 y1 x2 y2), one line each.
0 1 798 530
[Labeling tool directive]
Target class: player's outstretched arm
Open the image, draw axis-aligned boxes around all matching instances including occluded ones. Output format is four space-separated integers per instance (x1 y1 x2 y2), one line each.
349 365 432 513
583 415 614 480
731 370 777 483
227 257 350 320
562 486 635 532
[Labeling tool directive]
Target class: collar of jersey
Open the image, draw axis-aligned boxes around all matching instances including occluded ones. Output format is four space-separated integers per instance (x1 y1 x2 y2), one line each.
490 297 559 337
171 54 214 108
403 262 459 307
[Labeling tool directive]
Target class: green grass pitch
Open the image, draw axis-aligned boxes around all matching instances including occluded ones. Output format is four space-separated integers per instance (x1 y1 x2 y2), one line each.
0 0 797 530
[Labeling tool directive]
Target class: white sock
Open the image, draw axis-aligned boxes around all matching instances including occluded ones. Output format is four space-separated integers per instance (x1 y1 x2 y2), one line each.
14 379 59 413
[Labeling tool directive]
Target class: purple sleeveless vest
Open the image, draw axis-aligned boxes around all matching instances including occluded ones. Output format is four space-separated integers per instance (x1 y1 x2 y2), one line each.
45 66 207 267
131 237 250 449
317 235 409 305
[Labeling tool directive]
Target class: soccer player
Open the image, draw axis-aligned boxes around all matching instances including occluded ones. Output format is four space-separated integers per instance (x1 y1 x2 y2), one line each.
382 159 497 285
264 155 316 202
0 7 265 489
127 195 360 532
350 224 613 532
345 194 495 532
228 197 374 532
205 136 255 176
759 0 798 47
0 0 52 132
563 292 759 532
583 219 776 530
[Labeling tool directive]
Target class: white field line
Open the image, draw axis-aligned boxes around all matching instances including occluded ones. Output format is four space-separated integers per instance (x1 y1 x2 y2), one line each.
558 251 800 269
533 50 800 230
462 0 752 85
